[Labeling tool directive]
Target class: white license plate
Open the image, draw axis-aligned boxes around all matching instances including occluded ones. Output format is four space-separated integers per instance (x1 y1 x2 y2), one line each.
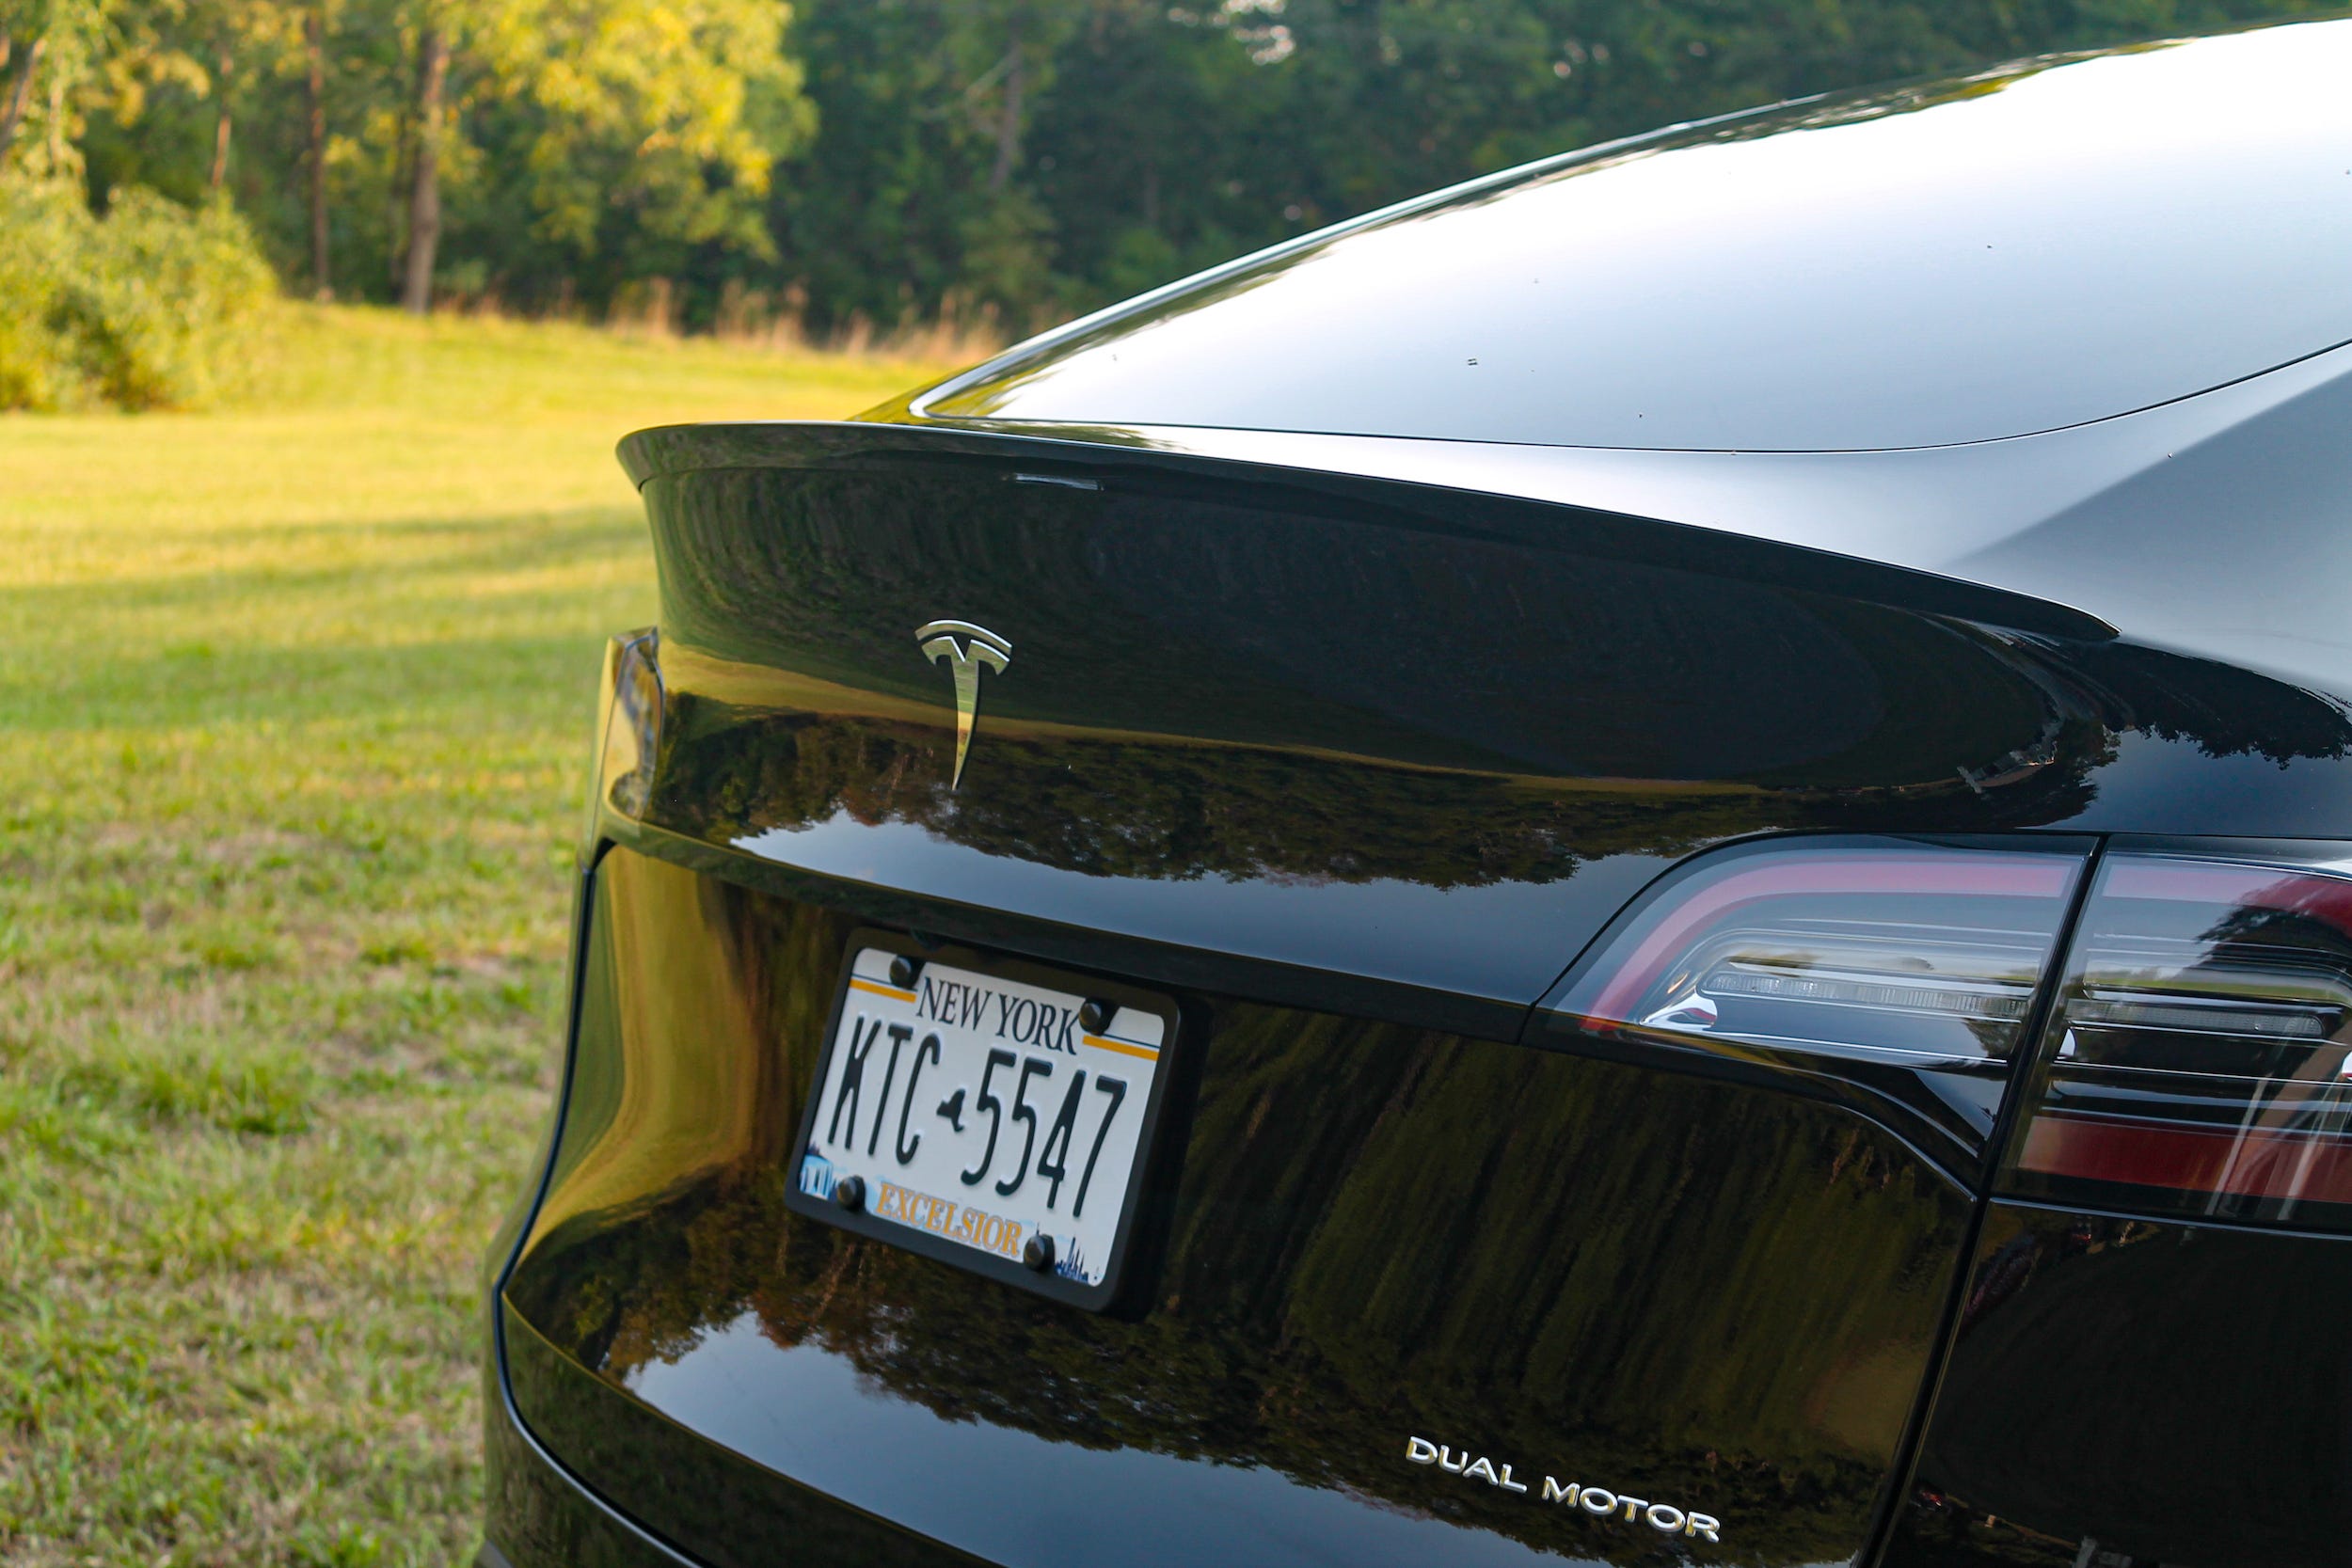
788 938 1179 1307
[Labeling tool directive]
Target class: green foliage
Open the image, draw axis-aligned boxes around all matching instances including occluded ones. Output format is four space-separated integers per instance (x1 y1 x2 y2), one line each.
0 0 114 177
447 0 817 284
31 0 2342 336
0 177 275 408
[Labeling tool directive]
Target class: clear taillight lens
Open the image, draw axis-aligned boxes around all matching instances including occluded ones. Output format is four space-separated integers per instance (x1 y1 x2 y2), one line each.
1552 838 2087 1069
2001 852 2352 1227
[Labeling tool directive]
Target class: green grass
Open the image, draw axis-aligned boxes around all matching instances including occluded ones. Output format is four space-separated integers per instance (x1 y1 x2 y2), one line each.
0 306 957 1565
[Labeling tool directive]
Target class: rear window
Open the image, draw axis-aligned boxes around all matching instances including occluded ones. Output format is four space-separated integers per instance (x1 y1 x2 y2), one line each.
921 24 2352 453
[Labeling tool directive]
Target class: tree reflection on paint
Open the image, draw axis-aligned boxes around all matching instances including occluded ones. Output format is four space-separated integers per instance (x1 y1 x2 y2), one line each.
509 852 1975 1566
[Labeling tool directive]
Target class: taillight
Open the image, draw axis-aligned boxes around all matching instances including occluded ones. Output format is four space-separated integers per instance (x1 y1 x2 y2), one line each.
1999 849 2352 1228
1539 836 2093 1151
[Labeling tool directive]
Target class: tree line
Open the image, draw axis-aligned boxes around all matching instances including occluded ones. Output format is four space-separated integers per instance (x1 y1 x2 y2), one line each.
0 0 2332 338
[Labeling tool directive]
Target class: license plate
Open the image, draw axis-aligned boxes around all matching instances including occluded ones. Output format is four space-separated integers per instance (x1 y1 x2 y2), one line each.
786 935 1181 1309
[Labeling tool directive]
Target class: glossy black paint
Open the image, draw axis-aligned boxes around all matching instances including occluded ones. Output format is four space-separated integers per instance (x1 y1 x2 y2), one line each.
488 19 2352 1568
483 1361 702 1568
911 24 2352 454
1883 1204 2352 1568
497 1309 979 1568
499 421 2352 1568
619 425 2352 909
503 847 1977 1568
875 338 2352 697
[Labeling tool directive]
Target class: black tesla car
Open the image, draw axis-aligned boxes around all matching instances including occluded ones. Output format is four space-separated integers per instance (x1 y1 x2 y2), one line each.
480 17 2352 1568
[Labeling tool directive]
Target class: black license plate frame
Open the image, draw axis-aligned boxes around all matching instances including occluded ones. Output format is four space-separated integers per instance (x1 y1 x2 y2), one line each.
783 929 1184 1311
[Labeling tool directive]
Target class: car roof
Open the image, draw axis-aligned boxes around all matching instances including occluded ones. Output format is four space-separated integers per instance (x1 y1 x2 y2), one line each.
913 18 2352 454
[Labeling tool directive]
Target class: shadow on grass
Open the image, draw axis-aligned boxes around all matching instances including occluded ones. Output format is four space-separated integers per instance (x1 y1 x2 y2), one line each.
1 505 656 732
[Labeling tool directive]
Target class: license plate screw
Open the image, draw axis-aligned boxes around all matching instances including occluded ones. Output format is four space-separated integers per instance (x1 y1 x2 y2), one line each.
834 1174 866 1212
1079 998 1114 1034
890 955 923 990
1023 1232 1057 1272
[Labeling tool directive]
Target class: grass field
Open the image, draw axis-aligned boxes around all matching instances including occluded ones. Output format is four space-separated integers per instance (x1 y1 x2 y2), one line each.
0 307 957 1565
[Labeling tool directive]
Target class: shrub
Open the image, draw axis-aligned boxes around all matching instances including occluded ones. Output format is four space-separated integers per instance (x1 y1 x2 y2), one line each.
0 179 277 411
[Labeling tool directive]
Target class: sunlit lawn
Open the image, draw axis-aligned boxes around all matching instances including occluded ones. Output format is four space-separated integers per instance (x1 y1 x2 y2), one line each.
0 307 956 1565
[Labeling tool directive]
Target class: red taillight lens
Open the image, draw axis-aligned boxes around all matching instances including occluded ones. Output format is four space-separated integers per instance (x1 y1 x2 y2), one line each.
1540 837 2093 1154
2000 851 2352 1227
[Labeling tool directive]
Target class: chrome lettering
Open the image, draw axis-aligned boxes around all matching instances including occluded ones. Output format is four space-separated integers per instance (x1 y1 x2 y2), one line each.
1403 1438 1718 1543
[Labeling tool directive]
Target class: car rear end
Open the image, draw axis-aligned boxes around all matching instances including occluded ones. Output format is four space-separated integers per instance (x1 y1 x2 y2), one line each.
476 418 2352 1568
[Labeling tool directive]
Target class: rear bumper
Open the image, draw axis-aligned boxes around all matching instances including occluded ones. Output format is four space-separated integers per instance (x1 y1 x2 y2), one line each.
485 1304 983 1568
482 1359 693 1568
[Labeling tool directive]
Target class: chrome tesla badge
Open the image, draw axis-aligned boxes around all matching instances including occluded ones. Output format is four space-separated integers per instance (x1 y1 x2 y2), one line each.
915 620 1011 789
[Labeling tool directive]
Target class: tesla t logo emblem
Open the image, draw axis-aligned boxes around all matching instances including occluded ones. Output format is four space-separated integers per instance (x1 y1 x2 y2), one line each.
915 620 1011 789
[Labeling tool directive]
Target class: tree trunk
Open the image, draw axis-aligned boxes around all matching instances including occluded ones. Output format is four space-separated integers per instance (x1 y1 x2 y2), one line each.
208 44 233 191
988 23 1025 194
388 121 409 293
0 35 43 161
399 24 448 315
307 11 330 298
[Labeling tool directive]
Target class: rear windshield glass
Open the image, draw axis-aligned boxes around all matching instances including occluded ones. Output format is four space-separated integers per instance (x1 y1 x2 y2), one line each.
920 24 2352 452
